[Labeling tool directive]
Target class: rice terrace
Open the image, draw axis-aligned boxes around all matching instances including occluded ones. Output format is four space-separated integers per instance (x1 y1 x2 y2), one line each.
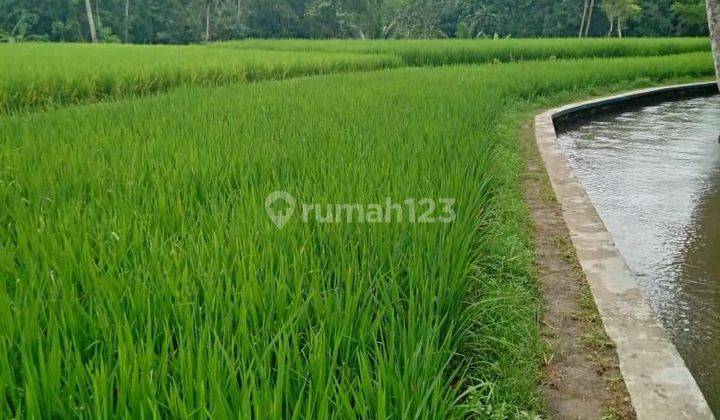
1 0 720 418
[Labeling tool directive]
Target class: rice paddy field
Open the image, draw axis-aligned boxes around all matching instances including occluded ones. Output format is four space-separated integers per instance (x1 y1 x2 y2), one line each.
216 37 711 65
0 43 403 115
0 40 715 418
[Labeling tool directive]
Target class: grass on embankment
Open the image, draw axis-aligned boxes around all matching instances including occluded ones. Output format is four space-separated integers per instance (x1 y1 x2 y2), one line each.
0 52 713 418
216 37 711 66
0 43 401 115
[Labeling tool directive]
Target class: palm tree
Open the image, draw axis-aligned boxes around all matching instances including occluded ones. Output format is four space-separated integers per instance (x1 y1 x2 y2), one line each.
707 0 720 88
84 0 98 42
585 0 595 37
579 0 589 37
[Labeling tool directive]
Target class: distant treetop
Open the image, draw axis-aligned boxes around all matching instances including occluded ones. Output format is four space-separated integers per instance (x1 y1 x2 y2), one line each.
0 0 710 44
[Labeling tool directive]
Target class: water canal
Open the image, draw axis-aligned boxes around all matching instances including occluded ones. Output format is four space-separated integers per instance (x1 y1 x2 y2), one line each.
557 94 720 414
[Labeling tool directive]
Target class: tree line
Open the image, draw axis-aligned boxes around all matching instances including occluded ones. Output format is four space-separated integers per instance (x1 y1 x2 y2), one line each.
0 0 711 44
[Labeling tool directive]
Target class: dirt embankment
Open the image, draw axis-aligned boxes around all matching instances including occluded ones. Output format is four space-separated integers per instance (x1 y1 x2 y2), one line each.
520 121 635 420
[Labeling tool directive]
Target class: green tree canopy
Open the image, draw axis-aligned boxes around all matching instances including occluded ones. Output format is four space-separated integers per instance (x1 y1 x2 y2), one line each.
0 0 710 43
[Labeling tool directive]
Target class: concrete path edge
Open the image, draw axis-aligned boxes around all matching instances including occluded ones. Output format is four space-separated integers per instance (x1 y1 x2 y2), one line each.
534 82 718 420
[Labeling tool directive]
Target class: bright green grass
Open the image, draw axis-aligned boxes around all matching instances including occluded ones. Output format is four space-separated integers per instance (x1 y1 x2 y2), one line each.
0 51 714 418
215 37 711 66
0 39 711 115
0 43 402 115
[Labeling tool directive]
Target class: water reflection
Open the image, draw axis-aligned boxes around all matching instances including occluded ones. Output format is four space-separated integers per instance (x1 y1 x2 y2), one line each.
557 95 720 414
678 165 720 406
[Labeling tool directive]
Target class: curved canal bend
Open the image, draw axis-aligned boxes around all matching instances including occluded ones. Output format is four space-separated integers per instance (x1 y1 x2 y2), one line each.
557 94 720 414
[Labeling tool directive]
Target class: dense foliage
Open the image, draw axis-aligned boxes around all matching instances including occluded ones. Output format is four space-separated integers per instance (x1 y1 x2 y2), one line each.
0 0 711 44
0 40 715 417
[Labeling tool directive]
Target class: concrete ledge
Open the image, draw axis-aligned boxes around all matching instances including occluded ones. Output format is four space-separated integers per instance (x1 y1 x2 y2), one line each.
535 82 717 420
553 82 718 129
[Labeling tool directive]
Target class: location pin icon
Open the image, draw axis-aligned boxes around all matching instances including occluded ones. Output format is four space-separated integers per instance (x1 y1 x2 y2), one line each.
265 191 296 229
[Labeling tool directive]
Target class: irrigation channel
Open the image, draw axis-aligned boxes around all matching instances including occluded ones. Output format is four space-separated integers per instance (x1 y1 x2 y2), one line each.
557 94 720 414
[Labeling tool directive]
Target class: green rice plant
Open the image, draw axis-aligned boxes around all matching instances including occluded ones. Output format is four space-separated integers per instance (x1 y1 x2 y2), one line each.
215 37 711 66
0 43 402 115
0 38 711 116
0 50 713 418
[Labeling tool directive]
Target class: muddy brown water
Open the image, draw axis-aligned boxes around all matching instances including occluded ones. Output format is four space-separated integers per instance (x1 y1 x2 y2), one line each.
557 95 720 415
